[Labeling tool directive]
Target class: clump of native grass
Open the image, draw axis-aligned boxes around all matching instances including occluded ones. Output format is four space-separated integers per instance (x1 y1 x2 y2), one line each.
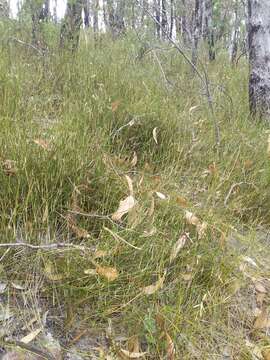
0 27 270 358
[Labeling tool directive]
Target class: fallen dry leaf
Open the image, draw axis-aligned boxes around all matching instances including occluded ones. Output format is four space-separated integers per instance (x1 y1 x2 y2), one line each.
125 175 134 196
170 234 188 263
128 335 140 353
0 282 7 294
119 349 147 359
33 138 50 150
155 191 167 200
165 332 175 360
20 328 42 344
185 211 207 239
176 196 188 208
181 273 193 281
142 273 166 295
262 348 270 360
112 100 121 112
254 308 270 329
142 227 157 237
153 127 158 144
254 281 267 294
84 268 97 275
131 152 138 167
197 222 208 239
185 211 200 226
94 250 108 259
112 195 136 222
96 266 119 282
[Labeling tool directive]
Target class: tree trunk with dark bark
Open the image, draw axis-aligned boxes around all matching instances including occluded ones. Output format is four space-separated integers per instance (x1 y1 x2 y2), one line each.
248 0 270 120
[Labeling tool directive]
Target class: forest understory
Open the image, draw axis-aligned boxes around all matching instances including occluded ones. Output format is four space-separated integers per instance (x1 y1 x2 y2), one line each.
1 19 270 359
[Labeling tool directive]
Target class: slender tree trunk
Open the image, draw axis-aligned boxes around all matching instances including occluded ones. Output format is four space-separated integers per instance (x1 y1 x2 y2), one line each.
161 0 167 39
153 0 161 39
192 0 200 65
229 4 239 64
115 0 125 35
83 0 90 27
60 0 83 52
248 0 270 120
53 0 57 23
169 0 173 39
43 0 50 20
93 0 99 33
204 0 215 61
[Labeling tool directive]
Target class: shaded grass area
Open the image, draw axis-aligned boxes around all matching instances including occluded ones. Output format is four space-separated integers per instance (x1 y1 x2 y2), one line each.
0 29 270 358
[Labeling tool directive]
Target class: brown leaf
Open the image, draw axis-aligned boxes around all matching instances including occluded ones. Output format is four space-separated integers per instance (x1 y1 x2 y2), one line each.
2 159 17 176
96 266 119 282
254 308 270 329
142 273 166 295
169 234 188 263
165 332 175 360
262 348 270 360
125 175 134 196
112 195 136 222
112 100 121 112
34 138 50 150
119 349 147 359
94 250 108 259
208 162 218 176
176 196 188 208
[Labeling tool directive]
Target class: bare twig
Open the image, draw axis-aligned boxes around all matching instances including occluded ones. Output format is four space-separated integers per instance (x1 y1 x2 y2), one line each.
0 242 94 252
8 37 45 56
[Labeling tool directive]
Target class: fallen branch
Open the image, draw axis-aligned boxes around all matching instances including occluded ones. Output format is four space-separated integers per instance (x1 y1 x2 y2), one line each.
0 242 94 252
8 37 45 56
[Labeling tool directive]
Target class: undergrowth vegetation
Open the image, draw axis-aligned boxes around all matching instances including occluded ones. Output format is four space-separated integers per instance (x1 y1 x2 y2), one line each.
1 25 270 359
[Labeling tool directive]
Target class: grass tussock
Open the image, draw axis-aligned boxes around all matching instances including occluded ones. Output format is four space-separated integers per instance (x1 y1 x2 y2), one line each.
0 28 270 359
